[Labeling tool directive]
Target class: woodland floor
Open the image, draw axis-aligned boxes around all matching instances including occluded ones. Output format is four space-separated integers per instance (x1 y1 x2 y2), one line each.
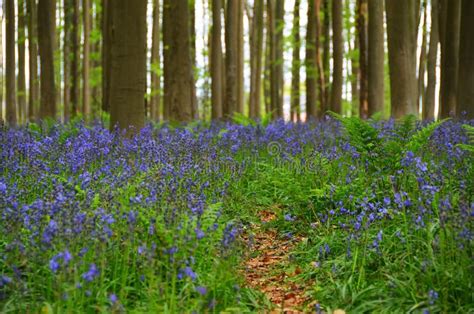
241 208 321 313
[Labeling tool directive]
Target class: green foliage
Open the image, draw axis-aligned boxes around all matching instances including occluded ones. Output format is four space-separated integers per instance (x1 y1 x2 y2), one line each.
457 124 474 153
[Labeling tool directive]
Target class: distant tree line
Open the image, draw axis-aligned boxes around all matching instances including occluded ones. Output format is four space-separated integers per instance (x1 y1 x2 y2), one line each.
0 0 473 131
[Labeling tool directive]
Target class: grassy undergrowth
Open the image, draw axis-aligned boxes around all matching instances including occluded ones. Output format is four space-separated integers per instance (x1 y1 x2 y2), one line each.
1 117 473 312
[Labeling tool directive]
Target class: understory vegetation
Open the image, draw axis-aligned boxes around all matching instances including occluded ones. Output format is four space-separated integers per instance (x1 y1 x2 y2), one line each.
1 116 473 313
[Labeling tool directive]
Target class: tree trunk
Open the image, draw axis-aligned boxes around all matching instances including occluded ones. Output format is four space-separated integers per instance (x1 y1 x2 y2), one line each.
225 0 239 118
357 0 368 119
211 0 223 119
315 0 326 116
330 0 343 114
18 0 27 124
0 4 4 123
249 0 264 119
264 3 271 115
163 0 194 122
439 0 460 118
386 0 417 118
290 0 300 122
150 0 161 121
367 0 384 116
189 0 198 119
82 0 91 120
322 0 330 106
6 0 16 125
305 0 317 119
417 1 427 112
108 0 147 132
71 0 80 116
63 0 71 121
456 0 474 119
27 0 39 121
236 0 244 114
424 0 438 120
273 0 284 118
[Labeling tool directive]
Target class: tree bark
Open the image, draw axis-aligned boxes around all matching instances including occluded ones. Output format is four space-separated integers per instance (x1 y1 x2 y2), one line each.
273 0 284 118
322 0 330 106
367 0 384 116
424 0 438 120
386 0 417 118
417 1 427 112
163 0 194 122
27 0 39 121
224 0 239 118
83 0 91 119
0 4 4 123
108 0 147 132
150 0 161 121
211 0 223 119
305 0 317 119
315 0 326 116
6 0 16 125
330 0 343 114
290 0 300 122
63 0 71 121
18 0 27 124
439 0 460 118
236 0 244 114
189 0 198 119
71 0 80 116
249 0 264 119
357 0 368 119
456 0 474 119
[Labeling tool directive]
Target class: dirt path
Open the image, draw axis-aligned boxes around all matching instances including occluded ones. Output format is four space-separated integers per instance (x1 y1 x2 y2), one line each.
242 210 313 313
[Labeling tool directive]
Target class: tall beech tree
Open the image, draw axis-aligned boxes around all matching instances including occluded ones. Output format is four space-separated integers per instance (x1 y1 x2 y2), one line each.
305 0 317 119
38 0 56 119
424 0 438 120
108 0 147 132
249 0 264 119
456 0 474 118
163 0 194 122
225 0 238 117
18 0 27 123
439 0 461 118
150 0 161 121
357 0 368 118
83 0 91 119
330 0 343 114
367 0 384 116
386 0 417 118
6 0 16 125
27 0 39 121
211 0 223 119
290 0 300 122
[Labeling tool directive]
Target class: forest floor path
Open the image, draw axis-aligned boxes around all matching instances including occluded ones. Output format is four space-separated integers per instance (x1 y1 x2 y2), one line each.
241 208 315 313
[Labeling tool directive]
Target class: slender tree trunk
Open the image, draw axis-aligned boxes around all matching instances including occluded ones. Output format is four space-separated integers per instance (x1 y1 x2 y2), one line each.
456 0 474 119
322 0 330 106
211 0 223 119
249 0 264 119
189 0 198 119
357 0 368 119
17 0 27 124
367 0 384 116
424 0 438 120
274 0 284 118
264 5 271 115
163 0 194 122
290 0 300 122
150 0 161 121
63 0 71 121
108 0 146 132
6 0 16 125
350 31 359 113
27 0 39 121
417 1 427 112
386 0 417 118
225 0 239 117
71 0 79 116
330 0 343 114
305 0 317 119
315 0 326 116
236 0 244 114
82 0 91 119
439 0 460 118
102 0 112 115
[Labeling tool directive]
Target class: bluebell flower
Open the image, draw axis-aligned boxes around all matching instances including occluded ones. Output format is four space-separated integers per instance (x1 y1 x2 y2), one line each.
196 286 207 295
82 263 99 282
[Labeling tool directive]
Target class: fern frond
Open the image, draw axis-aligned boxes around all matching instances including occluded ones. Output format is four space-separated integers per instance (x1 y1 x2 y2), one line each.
405 119 448 154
